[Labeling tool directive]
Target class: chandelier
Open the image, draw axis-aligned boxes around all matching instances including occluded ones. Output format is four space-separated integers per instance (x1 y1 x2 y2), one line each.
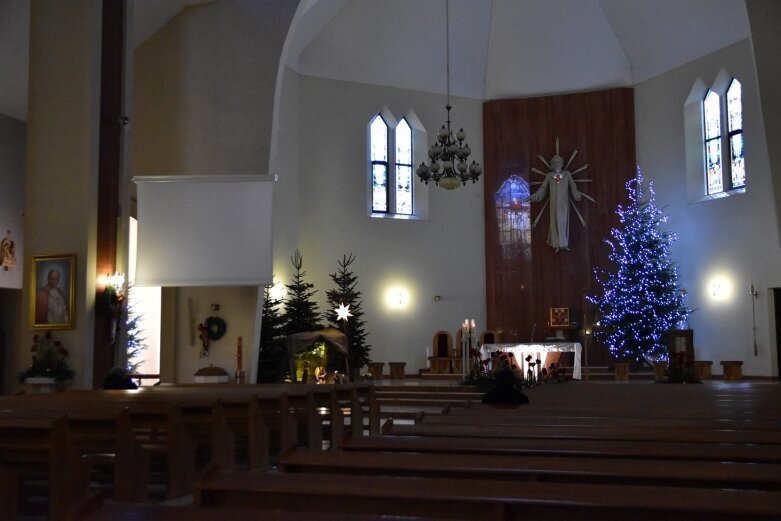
415 0 482 190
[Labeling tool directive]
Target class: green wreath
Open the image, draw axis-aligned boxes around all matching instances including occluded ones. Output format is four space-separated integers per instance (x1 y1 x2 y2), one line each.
205 316 227 341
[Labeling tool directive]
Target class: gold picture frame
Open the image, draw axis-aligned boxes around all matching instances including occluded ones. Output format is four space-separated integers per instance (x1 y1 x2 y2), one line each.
30 254 76 330
549 307 570 327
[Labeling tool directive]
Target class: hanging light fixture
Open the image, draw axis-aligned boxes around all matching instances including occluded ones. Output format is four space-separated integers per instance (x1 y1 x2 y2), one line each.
415 0 482 190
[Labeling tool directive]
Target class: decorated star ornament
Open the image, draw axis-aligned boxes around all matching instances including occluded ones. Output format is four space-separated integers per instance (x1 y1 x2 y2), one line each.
335 303 353 322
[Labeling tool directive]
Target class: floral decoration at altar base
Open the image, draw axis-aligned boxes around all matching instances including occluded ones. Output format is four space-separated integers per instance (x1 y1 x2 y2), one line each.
24 376 60 393
18 331 74 391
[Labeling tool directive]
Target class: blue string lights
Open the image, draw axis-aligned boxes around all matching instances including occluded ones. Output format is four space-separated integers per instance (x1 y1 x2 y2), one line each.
590 169 691 364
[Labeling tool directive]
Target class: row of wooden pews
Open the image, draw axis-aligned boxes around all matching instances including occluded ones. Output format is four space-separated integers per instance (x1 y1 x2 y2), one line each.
192 381 781 520
0 382 378 520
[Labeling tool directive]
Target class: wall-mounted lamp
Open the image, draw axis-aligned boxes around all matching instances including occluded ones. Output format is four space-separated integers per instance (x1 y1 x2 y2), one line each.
385 287 410 309
267 281 286 302
709 276 732 300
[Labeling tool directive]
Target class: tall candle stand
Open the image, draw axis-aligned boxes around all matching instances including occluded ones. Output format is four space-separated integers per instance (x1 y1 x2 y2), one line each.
235 336 245 384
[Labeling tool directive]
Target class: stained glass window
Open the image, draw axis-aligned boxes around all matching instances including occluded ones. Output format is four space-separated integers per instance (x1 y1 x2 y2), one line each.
703 90 723 194
370 115 389 213
727 79 745 188
395 119 413 215
495 175 531 250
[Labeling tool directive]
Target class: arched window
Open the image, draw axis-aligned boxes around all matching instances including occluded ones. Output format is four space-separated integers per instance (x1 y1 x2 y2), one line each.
368 110 428 219
726 79 745 189
370 115 389 213
395 118 413 215
698 74 745 197
703 90 723 195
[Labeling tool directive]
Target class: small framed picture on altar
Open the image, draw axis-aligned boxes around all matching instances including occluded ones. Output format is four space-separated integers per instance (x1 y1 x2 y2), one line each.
549 307 569 327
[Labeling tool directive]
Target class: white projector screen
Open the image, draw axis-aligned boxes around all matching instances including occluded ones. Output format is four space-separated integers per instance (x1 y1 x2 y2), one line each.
133 175 274 287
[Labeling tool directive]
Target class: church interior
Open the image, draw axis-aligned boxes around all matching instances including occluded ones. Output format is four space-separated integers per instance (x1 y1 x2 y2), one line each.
1 0 781 519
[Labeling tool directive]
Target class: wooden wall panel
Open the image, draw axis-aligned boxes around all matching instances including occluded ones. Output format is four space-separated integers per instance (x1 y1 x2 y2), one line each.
483 88 636 358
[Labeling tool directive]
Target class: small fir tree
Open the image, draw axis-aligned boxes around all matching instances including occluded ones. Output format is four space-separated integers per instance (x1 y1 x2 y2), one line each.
325 254 371 375
590 170 690 365
124 295 147 374
282 250 321 336
257 283 287 382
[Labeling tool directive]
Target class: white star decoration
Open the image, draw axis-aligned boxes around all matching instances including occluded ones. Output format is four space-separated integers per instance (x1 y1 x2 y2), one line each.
335 303 353 322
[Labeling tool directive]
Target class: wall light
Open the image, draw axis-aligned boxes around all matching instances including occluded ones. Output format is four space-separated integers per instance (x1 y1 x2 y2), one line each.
268 281 286 302
385 287 410 308
708 276 732 300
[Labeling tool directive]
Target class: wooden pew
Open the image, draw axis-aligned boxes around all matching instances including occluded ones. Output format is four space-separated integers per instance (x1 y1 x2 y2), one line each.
381 418 781 445
278 447 781 491
0 464 18 520
423 409 781 431
0 416 89 521
342 433 781 463
0 406 148 502
71 498 461 521
195 470 781 520
1 392 197 499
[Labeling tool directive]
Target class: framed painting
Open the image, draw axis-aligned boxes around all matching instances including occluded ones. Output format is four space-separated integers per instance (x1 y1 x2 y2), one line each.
550 307 570 327
30 254 76 330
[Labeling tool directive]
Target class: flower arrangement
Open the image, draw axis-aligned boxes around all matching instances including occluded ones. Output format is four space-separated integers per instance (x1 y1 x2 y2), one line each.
19 331 74 382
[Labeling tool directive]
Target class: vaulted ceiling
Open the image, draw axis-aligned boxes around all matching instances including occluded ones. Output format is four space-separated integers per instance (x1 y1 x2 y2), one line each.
0 0 751 121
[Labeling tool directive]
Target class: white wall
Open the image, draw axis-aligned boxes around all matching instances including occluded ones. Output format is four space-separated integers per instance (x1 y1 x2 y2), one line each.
0 114 25 290
270 73 487 373
19 0 102 389
0 113 25 393
131 0 297 382
173 285 258 383
635 39 779 377
132 0 296 177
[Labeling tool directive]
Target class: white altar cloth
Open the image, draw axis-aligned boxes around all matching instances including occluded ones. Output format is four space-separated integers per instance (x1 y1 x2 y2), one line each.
481 343 582 380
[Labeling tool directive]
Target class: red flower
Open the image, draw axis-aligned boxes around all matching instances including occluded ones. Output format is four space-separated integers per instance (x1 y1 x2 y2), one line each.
33 334 40 342
44 331 52 340
31 345 38 352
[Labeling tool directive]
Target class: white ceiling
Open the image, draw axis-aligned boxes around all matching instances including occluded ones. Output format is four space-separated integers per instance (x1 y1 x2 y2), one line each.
0 0 751 121
291 0 750 100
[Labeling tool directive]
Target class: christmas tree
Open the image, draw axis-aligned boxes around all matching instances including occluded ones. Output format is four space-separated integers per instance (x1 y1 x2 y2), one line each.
282 250 321 336
257 283 287 382
325 254 371 375
590 170 690 364
124 288 147 374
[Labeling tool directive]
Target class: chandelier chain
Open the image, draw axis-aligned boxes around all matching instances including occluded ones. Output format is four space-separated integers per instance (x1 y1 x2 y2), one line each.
414 0 482 190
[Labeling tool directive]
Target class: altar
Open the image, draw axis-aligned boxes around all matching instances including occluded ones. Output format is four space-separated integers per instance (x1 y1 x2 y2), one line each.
481 343 582 380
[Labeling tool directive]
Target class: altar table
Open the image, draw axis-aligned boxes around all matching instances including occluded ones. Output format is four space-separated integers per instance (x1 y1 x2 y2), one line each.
481 343 582 380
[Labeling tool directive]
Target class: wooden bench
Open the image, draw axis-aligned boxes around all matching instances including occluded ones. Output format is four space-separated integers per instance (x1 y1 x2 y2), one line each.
195 470 781 520
366 362 384 379
2 392 197 499
342 433 781 464
720 360 743 380
381 418 781 445
694 360 713 380
0 416 89 521
0 406 149 502
278 447 781 491
420 410 781 432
